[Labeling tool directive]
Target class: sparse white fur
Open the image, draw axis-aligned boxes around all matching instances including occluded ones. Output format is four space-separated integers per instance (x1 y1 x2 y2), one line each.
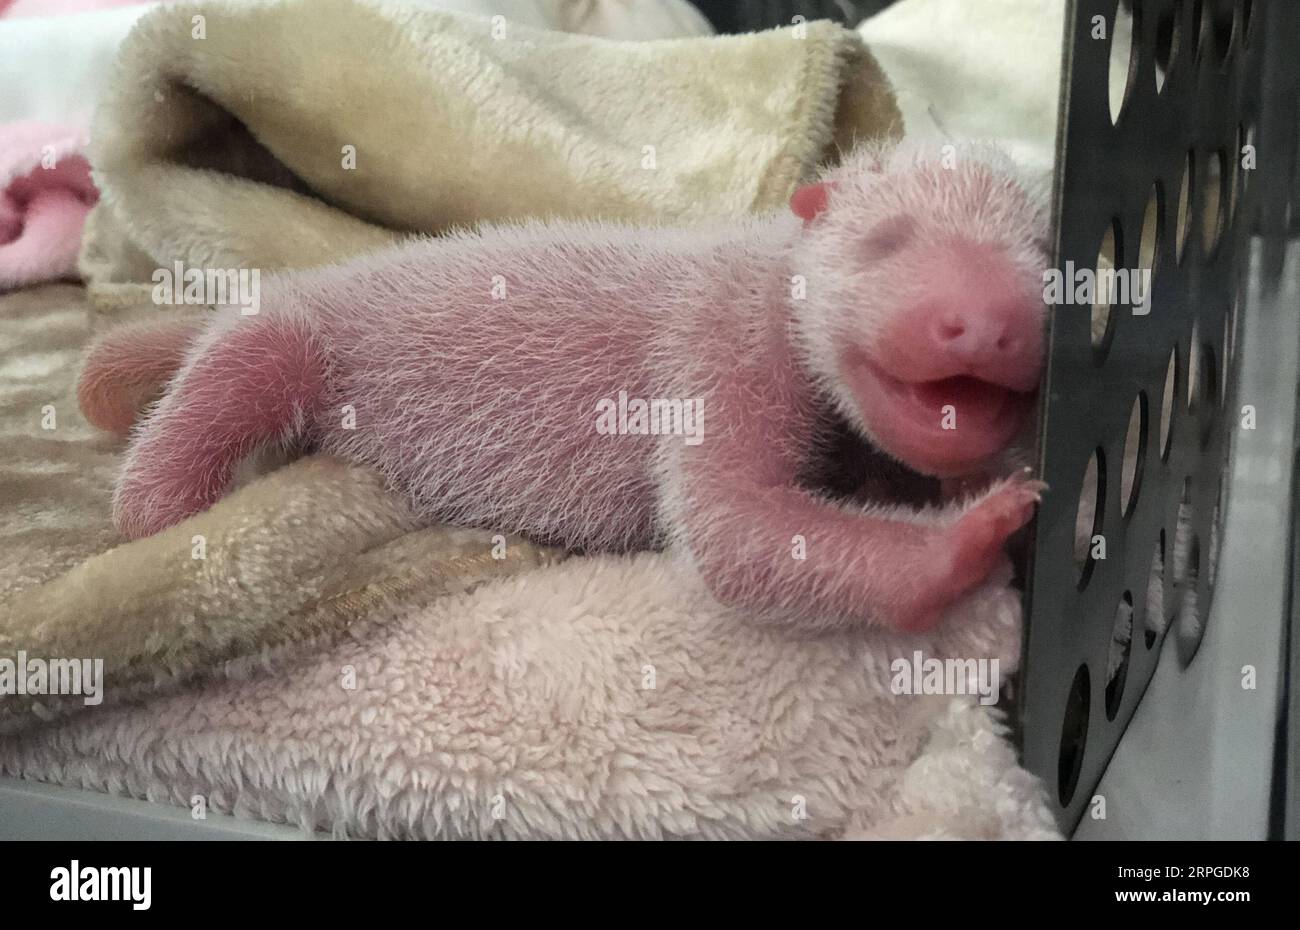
115 141 1050 634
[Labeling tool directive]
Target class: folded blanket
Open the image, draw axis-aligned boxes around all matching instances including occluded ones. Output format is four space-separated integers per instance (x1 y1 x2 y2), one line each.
0 455 562 735
0 285 559 737
0 0 714 294
0 1 709 131
78 0 898 309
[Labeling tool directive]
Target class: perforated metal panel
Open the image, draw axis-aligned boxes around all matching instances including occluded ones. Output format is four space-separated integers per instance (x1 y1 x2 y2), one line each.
1017 0 1292 832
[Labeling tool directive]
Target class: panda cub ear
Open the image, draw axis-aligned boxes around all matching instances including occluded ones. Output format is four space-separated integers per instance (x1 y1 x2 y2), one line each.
789 181 835 226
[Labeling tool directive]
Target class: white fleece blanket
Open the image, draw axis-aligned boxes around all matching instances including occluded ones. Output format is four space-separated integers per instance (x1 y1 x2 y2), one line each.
859 0 1063 176
1 554 1058 840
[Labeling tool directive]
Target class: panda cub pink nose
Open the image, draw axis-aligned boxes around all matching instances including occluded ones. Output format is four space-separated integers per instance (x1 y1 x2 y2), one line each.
932 305 1028 358
876 294 1044 391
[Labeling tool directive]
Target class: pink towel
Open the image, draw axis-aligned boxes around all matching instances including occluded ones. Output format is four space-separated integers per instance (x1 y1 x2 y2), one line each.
1 0 144 17
0 122 97 292
0 1 155 290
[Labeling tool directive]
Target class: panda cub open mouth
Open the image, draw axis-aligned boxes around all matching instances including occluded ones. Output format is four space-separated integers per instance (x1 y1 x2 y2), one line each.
847 355 1037 476
900 374 1031 431
865 359 1033 430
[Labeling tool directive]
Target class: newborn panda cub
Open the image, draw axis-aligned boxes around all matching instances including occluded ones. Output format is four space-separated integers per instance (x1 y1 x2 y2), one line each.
115 142 1050 632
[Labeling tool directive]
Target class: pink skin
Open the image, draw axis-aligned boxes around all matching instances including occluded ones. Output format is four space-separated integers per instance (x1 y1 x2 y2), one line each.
842 238 1042 477
113 143 1050 632
78 317 203 436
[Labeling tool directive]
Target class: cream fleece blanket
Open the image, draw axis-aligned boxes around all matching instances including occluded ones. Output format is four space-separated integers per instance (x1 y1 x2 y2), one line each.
79 0 898 311
0 2 711 129
0 0 713 292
